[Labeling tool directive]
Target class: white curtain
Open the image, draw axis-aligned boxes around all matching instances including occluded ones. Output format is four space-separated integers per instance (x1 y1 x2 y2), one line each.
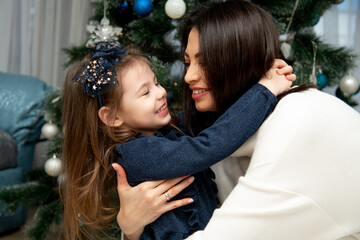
314 0 360 112
0 0 91 88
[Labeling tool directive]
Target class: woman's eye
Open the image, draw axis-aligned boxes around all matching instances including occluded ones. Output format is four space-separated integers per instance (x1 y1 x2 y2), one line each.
184 62 190 68
155 81 160 86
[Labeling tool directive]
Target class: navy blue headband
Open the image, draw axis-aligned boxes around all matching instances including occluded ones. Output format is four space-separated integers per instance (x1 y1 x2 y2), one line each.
72 41 127 106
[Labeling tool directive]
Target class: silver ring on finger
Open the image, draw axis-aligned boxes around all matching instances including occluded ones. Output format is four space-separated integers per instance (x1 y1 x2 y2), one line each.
164 191 171 201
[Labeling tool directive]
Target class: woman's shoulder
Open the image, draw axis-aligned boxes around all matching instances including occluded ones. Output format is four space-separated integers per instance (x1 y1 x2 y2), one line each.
277 88 360 119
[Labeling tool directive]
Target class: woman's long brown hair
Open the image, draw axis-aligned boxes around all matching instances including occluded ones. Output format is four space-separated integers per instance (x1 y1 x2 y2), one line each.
180 0 315 135
61 46 149 239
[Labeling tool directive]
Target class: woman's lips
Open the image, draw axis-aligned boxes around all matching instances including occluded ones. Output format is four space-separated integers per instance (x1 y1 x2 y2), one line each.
191 88 209 100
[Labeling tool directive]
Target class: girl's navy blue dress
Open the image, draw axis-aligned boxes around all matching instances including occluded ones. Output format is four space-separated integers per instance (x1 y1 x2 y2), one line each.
115 84 277 240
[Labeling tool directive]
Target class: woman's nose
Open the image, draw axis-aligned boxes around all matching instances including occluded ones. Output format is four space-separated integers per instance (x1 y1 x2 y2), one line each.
184 64 200 84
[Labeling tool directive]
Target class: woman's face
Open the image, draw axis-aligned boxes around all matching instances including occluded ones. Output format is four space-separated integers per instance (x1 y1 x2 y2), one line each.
184 28 216 112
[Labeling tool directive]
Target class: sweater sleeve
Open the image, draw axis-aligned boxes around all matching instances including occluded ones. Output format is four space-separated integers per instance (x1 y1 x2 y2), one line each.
115 83 277 184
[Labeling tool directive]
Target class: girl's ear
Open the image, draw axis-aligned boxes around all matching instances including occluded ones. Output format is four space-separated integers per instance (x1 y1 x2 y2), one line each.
98 106 124 127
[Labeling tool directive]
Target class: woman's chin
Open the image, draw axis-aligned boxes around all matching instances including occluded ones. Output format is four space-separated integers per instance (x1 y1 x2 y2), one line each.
195 103 216 112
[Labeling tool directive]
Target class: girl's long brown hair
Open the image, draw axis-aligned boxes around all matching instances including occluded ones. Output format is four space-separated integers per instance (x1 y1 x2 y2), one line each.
180 0 315 135
61 46 148 240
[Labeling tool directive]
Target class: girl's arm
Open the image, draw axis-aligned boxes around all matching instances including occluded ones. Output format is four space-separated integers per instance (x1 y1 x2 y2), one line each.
116 61 295 239
116 62 294 184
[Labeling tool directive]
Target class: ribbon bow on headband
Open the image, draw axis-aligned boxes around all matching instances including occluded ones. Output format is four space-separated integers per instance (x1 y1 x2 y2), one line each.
72 41 127 105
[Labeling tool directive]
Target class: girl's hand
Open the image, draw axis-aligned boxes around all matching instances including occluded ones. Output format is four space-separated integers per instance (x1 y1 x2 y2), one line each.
112 163 195 240
273 59 296 82
259 59 296 96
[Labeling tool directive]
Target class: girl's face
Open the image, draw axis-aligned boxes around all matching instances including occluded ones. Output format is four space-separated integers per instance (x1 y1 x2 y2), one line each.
118 61 171 136
184 28 216 112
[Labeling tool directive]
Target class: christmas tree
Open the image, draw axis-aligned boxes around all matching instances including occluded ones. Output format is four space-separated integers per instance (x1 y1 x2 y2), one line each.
0 0 358 239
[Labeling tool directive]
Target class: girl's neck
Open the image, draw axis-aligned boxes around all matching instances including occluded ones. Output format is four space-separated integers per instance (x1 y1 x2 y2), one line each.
141 131 155 136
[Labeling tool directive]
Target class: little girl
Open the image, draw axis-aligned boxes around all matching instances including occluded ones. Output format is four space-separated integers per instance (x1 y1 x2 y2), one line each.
62 43 293 240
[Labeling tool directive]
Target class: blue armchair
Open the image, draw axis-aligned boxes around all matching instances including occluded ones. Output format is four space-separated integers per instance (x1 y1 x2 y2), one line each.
0 72 53 233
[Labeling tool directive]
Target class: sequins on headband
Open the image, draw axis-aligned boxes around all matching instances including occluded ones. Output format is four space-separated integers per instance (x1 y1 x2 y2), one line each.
72 41 127 106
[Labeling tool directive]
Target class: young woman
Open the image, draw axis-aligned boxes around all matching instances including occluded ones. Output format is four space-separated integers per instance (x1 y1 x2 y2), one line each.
115 1 360 239
61 42 293 240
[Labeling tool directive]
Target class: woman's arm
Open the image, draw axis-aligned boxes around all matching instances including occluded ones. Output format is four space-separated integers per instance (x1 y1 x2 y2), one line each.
113 163 195 240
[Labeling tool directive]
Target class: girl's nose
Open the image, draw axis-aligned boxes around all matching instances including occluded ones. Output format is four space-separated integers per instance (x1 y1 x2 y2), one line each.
156 84 167 100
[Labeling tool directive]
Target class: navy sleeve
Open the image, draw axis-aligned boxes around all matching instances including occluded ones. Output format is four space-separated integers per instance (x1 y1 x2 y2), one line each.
116 83 277 184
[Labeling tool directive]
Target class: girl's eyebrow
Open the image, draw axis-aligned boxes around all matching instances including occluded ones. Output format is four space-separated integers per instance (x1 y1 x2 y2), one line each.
135 82 148 95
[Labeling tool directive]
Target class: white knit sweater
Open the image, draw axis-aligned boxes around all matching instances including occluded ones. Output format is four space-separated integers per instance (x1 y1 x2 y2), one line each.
188 89 360 240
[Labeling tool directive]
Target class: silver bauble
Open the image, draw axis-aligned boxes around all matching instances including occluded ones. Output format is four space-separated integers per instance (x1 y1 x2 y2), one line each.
44 156 62 177
41 122 60 139
165 0 186 19
339 75 360 94
281 42 293 61
163 29 181 52
170 60 185 81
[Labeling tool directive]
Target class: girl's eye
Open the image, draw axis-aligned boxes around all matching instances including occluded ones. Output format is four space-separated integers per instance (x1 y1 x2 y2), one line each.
143 90 149 96
155 82 160 86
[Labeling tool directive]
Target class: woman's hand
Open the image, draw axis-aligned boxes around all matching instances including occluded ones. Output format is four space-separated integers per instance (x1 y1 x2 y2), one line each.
259 59 296 96
112 163 195 240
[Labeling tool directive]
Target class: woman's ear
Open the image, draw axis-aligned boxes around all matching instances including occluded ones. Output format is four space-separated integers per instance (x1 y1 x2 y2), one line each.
98 106 124 127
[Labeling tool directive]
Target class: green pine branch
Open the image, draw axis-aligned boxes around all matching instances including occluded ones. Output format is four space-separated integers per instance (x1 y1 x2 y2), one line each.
0 182 50 212
63 45 91 68
253 0 336 33
25 199 63 240
0 169 59 212
291 29 356 85
43 90 63 127
46 136 63 158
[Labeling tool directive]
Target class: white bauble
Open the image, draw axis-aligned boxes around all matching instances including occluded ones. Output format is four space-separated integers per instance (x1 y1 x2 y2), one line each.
165 0 186 19
339 74 360 94
41 122 60 139
163 28 181 52
170 60 185 81
281 42 293 60
44 156 62 177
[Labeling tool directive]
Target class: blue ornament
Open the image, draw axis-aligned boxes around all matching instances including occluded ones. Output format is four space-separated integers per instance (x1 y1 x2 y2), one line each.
134 0 153 17
117 1 129 14
316 73 328 89
352 85 360 96
116 1 134 25
310 11 320 26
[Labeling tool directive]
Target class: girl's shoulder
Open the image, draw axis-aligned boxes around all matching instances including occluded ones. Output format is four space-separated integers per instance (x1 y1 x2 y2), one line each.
175 111 191 135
